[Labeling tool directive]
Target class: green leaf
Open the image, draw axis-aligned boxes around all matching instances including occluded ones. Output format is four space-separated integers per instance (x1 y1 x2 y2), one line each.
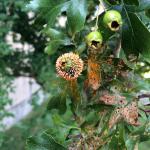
139 141 150 150
48 1 70 27
122 4 150 62
129 13 150 60
145 9 150 18
42 28 65 40
138 0 150 11
118 124 126 146
139 110 147 121
119 49 135 69
47 114 71 143
125 0 150 12
75 42 86 54
47 95 67 114
43 27 71 55
125 138 137 150
132 124 146 135
121 5 136 55
26 132 66 150
38 0 68 8
42 1 70 27
67 0 87 36
84 110 99 125
44 38 71 55
140 134 150 142
44 40 62 55
124 0 139 6
45 99 77 145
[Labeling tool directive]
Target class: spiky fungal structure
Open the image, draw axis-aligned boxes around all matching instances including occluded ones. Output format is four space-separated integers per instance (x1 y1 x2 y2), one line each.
56 52 84 80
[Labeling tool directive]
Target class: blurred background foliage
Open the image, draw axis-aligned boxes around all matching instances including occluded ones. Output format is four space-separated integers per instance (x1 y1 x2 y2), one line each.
0 0 54 148
0 0 149 149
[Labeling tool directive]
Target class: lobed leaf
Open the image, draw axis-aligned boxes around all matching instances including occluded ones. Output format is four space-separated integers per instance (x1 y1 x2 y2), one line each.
122 2 150 62
26 132 66 150
67 0 87 36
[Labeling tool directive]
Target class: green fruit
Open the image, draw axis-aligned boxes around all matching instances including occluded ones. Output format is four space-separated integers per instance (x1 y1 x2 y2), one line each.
85 31 103 49
103 10 122 31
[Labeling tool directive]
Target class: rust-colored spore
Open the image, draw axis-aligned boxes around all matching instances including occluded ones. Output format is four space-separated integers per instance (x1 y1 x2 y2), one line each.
88 59 101 90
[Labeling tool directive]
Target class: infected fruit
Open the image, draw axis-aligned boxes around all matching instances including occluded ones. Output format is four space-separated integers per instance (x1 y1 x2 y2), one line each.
56 52 83 80
103 10 122 31
86 31 103 49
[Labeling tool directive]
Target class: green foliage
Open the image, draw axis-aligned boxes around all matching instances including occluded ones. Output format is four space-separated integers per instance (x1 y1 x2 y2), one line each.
67 0 87 36
24 0 150 149
122 4 150 60
38 0 70 27
26 99 80 149
26 133 66 150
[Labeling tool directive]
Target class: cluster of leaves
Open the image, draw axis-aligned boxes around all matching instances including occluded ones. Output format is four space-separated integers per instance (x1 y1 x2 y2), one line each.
24 0 150 150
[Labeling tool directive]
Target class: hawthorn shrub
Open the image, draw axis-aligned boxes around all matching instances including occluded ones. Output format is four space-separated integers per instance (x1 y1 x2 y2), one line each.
26 0 150 149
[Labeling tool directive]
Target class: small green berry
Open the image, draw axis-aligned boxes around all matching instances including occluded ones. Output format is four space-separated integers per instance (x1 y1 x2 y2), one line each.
85 31 103 49
103 10 122 32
